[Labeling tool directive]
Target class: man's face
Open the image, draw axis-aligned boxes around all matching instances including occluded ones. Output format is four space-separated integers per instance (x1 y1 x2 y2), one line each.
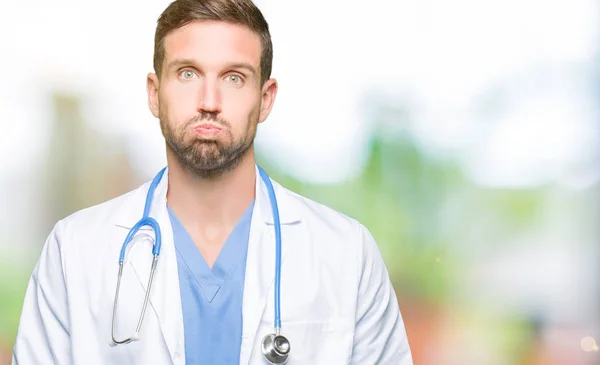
147 20 277 178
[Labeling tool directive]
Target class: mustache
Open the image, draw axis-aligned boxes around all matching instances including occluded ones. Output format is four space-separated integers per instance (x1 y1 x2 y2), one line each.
185 111 230 128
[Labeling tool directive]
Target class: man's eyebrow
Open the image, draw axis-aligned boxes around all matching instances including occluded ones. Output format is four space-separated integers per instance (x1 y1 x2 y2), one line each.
166 58 198 70
225 63 257 75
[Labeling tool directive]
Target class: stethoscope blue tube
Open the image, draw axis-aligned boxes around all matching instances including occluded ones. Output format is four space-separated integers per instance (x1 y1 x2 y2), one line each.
111 166 290 364
257 166 282 330
118 167 166 263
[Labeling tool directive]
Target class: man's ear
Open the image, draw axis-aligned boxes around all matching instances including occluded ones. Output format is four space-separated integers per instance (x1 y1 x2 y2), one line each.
258 78 278 123
147 73 160 118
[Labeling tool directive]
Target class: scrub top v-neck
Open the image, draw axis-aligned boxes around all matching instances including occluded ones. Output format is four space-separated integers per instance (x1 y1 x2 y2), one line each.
168 200 255 365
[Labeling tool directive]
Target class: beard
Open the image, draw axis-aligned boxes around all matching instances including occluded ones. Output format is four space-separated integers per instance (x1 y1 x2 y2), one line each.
160 110 257 179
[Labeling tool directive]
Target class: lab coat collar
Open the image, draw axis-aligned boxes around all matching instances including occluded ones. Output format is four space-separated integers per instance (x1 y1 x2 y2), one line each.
113 164 301 363
115 165 301 228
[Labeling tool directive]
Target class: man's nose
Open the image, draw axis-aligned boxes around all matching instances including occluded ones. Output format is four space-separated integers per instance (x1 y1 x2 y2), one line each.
197 78 222 114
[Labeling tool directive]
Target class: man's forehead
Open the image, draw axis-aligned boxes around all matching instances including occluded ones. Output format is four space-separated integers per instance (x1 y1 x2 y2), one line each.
163 21 262 69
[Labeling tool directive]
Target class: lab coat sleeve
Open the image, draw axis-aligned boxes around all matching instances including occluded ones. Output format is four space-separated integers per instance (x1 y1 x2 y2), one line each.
351 224 413 365
12 221 71 365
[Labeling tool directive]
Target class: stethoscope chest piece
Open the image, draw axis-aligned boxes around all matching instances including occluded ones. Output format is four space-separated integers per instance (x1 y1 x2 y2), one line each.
261 333 291 364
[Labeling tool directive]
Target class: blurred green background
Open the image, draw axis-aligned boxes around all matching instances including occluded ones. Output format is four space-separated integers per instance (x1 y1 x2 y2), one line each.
1 0 599 364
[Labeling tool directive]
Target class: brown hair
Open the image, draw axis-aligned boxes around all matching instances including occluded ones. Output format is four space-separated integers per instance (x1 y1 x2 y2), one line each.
153 0 273 84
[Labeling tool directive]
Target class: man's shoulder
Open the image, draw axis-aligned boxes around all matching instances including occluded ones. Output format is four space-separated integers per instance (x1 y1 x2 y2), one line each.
275 183 388 290
56 181 149 233
275 181 369 240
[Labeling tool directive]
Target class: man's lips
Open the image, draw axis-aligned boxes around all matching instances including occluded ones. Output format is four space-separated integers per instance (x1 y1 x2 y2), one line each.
194 123 222 135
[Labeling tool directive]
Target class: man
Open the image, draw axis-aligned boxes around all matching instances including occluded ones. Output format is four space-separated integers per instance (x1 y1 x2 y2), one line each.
12 0 413 364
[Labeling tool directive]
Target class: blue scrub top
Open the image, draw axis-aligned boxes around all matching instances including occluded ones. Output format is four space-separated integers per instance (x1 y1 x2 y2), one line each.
168 201 254 365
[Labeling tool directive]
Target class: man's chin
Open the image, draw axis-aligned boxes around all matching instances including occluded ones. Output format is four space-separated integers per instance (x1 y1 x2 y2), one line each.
186 160 236 179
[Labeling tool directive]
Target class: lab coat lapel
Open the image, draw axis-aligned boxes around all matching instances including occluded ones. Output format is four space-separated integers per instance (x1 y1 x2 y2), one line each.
117 169 183 363
239 167 300 365
240 194 272 365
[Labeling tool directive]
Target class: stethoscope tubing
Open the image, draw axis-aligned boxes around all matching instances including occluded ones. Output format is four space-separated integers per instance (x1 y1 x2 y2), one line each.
257 166 283 329
112 165 284 342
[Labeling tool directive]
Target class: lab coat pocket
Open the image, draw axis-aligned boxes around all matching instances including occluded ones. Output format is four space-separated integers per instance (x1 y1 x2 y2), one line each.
281 319 353 365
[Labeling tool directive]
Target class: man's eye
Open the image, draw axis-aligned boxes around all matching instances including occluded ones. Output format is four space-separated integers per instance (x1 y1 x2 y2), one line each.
227 75 242 84
180 70 197 79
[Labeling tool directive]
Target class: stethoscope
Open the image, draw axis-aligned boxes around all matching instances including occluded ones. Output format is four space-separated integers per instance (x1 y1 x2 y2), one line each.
110 165 291 364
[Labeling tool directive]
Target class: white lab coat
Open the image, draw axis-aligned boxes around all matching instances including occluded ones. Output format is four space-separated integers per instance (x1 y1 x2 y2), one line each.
12 166 413 365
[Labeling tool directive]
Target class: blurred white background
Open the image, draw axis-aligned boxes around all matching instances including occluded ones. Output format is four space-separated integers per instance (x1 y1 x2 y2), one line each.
0 0 599 363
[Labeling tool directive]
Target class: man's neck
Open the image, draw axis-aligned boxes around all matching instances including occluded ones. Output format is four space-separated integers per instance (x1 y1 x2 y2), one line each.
165 150 257 255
